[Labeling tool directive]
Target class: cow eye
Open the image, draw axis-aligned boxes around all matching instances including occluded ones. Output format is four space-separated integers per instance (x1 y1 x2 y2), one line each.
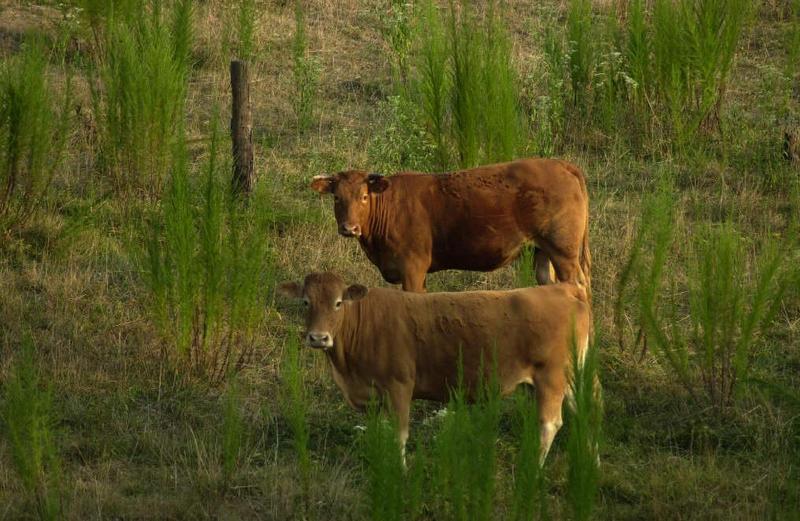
335 300 342 309
361 194 368 203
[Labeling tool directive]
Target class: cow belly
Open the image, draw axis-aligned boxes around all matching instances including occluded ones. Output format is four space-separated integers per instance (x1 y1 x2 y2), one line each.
431 240 525 272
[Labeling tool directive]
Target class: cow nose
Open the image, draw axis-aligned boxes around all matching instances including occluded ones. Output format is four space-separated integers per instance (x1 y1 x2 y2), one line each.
307 332 332 347
339 223 361 237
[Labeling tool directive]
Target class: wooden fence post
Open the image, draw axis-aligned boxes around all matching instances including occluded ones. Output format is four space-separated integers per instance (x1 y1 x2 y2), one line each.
230 60 254 196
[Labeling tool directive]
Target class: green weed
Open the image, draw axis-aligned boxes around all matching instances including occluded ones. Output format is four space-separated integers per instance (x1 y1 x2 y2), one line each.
565 331 602 521
618 189 794 411
293 1 321 133
362 399 405 521
90 0 191 195
138 120 272 384
0 39 71 234
510 391 547 521
1 334 64 520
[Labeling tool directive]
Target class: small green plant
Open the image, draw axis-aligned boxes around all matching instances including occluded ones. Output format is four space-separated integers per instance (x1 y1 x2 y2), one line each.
90 0 191 196
396 0 523 170
236 0 256 61
381 0 416 86
362 398 405 521
293 0 321 132
565 331 602 521
565 0 595 110
510 391 547 521
0 39 71 234
1 334 63 520
139 122 271 384
282 333 311 507
617 190 793 411
430 359 501 521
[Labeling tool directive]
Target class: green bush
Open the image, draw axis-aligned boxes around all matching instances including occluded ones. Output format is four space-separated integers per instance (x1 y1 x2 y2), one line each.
510 391 547 521
396 0 523 170
617 190 793 412
362 400 405 521
0 40 70 233
293 1 321 133
430 363 501 521
1 335 64 520
139 123 272 384
565 332 602 521
89 0 192 196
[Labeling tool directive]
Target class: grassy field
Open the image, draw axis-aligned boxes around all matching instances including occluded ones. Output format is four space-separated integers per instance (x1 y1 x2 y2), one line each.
1 0 799 519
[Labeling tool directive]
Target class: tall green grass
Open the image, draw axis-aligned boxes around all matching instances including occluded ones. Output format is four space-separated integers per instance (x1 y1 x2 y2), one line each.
89 0 192 196
236 0 256 61
617 191 793 411
400 0 523 169
362 399 406 521
0 39 70 234
565 332 602 521
541 0 752 153
510 391 547 521
139 121 272 384
282 333 312 509
430 362 501 521
293 1 321 133
1 335 63 520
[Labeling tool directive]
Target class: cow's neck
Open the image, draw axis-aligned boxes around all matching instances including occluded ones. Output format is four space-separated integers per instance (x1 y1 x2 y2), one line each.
363 189 394 243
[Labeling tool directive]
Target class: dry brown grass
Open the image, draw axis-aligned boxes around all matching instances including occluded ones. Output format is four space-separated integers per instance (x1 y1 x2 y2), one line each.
0 0 798 518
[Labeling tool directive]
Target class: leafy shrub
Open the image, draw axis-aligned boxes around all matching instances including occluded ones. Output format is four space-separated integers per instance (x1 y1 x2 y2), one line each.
1 335 64 520
565 332 602 521
89 0 192 196
139 123 272 384
0 40 70 234
617 190 793 412
293 1 321 132
395 0 523 170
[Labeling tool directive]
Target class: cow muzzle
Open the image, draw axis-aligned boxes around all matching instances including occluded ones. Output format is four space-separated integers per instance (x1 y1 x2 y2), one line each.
338 223 361 237
306 331 333 349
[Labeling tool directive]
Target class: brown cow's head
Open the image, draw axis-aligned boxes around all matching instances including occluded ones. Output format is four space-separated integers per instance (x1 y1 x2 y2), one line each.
310 171 390 237
278 272 368 349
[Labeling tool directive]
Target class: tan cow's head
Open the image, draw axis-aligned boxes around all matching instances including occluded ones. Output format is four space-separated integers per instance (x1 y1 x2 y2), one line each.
310 171 390 237
278 272 368 349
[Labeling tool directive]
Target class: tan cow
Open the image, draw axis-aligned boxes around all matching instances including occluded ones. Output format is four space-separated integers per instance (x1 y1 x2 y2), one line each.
278 272 593 463
310 158 591 298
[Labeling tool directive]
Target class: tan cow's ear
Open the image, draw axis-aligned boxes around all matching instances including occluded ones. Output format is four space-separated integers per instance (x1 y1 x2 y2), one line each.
343 284 368 301
310 175 335 194
277 281 303 299
367 174 389 194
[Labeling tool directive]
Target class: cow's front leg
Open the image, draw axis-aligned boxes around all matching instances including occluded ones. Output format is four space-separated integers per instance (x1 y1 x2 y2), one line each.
386 383 414 466
400 257 430 292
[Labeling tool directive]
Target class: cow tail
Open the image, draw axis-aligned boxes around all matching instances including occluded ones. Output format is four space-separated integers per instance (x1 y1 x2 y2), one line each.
568 162 592 303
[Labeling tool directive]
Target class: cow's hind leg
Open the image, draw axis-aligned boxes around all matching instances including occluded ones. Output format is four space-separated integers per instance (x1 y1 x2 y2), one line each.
533 364 567 465
534 247 555 285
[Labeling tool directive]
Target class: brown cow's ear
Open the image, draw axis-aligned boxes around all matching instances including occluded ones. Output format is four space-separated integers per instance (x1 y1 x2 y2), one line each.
310 175 335 194
343 284 368 301
367 174 389 194
277 281 303 299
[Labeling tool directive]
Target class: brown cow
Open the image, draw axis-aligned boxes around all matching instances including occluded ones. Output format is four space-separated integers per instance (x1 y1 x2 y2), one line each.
310 158 591 297
278 272 593 463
